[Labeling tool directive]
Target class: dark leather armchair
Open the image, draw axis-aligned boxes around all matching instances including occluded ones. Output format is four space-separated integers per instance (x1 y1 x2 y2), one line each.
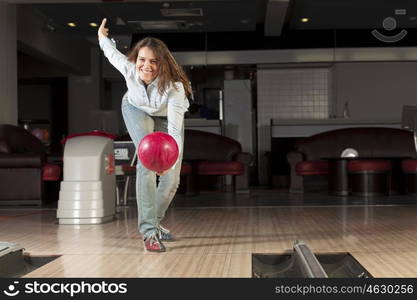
182 129 253 194
0 124 61 205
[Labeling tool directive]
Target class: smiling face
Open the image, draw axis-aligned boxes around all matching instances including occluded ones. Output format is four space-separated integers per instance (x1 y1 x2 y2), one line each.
136 46 159 84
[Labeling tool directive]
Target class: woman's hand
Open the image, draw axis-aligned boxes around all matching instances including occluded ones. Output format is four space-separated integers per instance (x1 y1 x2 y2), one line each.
98 18 109 39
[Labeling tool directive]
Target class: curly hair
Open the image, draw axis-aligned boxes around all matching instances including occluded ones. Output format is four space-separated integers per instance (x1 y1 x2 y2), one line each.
127 37 192 99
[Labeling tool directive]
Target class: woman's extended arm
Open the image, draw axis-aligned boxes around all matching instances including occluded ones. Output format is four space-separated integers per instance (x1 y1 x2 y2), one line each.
98 18 133 77
166 82 188 170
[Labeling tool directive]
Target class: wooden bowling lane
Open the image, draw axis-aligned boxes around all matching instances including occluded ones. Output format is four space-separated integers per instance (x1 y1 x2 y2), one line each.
1 204 417 277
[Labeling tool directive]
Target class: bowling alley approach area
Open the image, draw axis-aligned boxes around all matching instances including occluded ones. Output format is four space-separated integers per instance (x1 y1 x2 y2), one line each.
1 189 417 278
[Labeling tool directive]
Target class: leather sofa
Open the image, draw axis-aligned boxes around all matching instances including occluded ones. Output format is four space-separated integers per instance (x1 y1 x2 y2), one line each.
287 127 417 193
0 124 62 205
182 129 253 194
402 159 417 194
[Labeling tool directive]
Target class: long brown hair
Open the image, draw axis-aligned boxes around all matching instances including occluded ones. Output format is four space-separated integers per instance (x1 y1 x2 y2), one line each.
127 37 192 99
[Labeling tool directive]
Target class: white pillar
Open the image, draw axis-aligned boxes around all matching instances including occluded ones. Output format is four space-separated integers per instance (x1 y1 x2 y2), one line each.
0 3 17 125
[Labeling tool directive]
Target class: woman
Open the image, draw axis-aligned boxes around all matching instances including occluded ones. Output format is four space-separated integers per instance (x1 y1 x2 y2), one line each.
98 18 191 252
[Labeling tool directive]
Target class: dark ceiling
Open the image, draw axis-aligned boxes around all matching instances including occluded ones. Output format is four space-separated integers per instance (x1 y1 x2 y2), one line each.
24 0 417 50
32 1 261 35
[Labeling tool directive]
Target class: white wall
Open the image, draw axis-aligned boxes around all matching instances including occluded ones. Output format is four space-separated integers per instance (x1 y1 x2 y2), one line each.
333 62 417 121
257 66 332 184
224 79 253 154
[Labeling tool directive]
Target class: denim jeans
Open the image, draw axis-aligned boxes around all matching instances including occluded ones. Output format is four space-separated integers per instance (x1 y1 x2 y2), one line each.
121 99 184 238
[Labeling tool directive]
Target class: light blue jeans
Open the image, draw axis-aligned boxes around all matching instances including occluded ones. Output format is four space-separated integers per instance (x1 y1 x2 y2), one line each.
121 99 184 238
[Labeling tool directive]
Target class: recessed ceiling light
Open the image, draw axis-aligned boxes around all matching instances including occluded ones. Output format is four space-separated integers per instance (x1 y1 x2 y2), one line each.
301 17 309 23
89 22 98 27
67 22 76 27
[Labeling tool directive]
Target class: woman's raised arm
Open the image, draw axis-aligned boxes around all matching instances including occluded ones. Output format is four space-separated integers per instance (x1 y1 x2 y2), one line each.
98 18 133 77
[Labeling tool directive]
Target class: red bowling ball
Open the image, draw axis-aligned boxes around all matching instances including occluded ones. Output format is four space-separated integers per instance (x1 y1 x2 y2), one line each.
137 132 179 173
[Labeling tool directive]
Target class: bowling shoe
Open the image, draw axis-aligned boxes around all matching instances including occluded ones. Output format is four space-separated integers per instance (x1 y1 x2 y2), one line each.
144 234 166 252
158 225 175 241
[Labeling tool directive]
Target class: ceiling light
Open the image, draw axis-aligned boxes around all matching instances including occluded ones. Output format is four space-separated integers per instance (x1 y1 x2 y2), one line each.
67 22 76 27
89 22 98 27
301 18 309 23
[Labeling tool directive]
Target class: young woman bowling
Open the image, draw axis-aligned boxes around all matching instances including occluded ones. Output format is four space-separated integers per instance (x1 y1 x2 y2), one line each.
98 18 191 252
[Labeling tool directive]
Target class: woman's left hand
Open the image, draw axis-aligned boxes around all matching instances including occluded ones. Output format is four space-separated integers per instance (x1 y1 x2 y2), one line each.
157 170 169 176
